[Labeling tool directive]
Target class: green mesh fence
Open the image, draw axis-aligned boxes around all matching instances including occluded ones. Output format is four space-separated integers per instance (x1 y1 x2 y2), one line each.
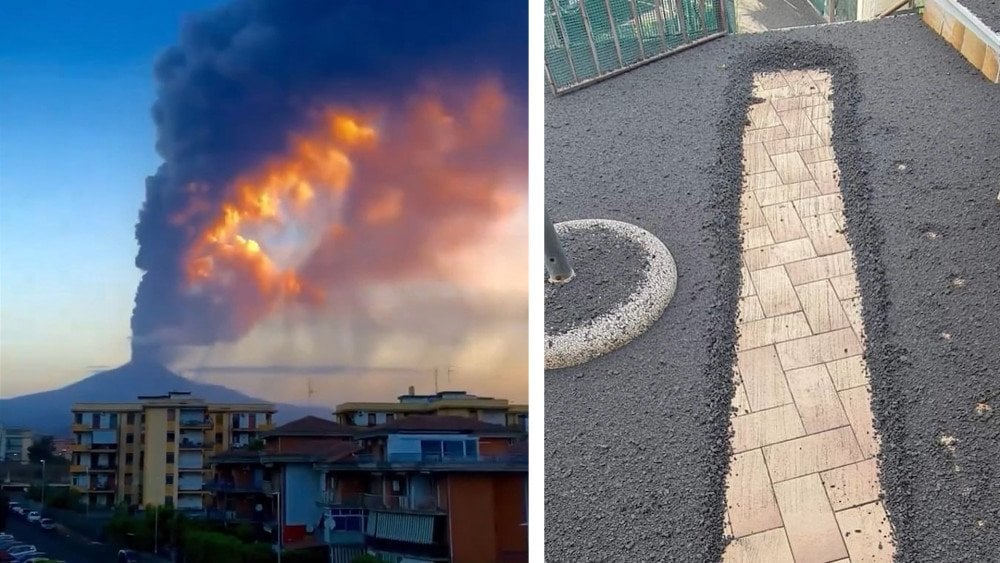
546 0 727 92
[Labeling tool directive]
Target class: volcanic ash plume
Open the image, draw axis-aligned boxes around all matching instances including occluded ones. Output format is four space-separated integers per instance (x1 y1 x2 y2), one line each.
129 1 527 364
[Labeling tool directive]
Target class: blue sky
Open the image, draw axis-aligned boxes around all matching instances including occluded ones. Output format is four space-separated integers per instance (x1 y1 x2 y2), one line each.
1 0 226 397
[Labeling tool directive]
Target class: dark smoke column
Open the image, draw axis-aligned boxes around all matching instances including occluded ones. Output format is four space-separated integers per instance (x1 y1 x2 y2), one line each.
128 0 527 364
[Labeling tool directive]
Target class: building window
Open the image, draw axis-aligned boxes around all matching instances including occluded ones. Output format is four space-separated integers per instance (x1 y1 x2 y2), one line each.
166 475 174 485
167 432 175 443
166 453 174 464
167 409 175 421
385 413 395 422
75 413 83 424
139 452 144 469
126 453 133 465
92 413 100 428
216 414 223 425
367 413 376 426
127 413 135 425
126 434 134 444
215 432 223 444
164 496 173 507
109 413 118 427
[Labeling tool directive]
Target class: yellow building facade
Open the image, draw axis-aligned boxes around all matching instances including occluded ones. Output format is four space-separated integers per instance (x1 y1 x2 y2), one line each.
70 391 274 509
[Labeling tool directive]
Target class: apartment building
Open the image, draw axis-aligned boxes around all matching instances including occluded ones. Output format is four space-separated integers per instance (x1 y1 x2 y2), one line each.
317 415 529 563
335 388 529 430
0 426 33 463
70 391 275 510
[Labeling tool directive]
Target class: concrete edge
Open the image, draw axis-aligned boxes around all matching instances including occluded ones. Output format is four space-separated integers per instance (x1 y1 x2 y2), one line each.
544 219 677 370
923 0 1000 82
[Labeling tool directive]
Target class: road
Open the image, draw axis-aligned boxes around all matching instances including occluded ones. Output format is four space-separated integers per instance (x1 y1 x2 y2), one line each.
3 515 119 563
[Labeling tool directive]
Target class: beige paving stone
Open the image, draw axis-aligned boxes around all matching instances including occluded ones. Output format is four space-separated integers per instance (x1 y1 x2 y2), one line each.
842 297 866 340
749 100 783 129
807 160 841 194
826 355 868 391
761 202 808 243
806 102 831 121
754 181 820 208
745 170 785 191
770 152 814 185
795 280 851 334
840 386 879 459
777 108 818 137
736 345 793 411
725 510 734 537
811 74 832 94
781 70 819 91
771 94 827 112
745 142 776 174
745 125 791 144
733 368 752 416
744 238 817 272
722 528 795 563
812 115 833 142
763 426 864 482
738 313 813 351
829 274 859 300
727 449 784 538
835 502 894 562
754 71 789 91
751 266 801 318
738 295 766 324
741 191 768 230
794 193 843 217
784 364 850 434
743 225 775 251
773 474 849 563
775 328 862 371
741 266 756 297
821 459 881 511
801 213 849 256
785 251 855 285
798 145 835 164
764 133 825 156
733 404 806 453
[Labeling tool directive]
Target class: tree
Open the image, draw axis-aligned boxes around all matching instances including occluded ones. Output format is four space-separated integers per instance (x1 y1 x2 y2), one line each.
27 436 55 464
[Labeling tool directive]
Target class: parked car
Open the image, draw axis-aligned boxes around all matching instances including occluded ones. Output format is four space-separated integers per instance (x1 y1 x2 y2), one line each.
6 503 20 513
118 549 140 563
37 519 55 532
2 547 34 558
0 540 22 550
0 534 12 541
23 513 39 524
10 506 24 516
12 553 45 563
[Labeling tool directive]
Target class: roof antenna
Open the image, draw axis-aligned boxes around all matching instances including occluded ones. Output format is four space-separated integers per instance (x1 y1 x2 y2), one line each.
307 379 315 403
433 368 439 394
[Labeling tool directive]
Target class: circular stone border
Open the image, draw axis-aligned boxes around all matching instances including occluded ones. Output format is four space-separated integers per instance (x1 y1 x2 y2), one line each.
545 219 677 370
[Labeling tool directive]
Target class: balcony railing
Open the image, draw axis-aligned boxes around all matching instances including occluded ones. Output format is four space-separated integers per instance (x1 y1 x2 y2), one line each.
332 452 529 467
317 492 444 513
203 480 266 493
179 418 213 428
179 439 206 449
178 481 205 492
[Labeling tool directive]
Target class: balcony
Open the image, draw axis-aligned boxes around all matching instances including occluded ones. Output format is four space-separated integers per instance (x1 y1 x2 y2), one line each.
90 442 118 451
317 492 444 514
179 418 213 428
178 481 205 492
179 439 206 450
326 452 529 470
71 443 87 452
88 464 117 472
71 423 90 432
204 480 266 493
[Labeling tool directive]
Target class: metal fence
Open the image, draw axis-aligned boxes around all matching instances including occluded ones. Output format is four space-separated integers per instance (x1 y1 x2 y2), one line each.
545 0 731 94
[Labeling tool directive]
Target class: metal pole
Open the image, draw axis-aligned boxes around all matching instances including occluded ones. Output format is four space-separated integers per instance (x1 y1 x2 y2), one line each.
627 0 646 60
549 0 580 84
653 0 668 51
276 491 282 563
576 0 604 74
40 460 45 512
603 0 625 67
545 212 575 284
154 506 159 555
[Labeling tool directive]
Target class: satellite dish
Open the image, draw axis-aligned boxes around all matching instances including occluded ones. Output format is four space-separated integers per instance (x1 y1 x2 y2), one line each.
325 517 336 530
255 504 263 512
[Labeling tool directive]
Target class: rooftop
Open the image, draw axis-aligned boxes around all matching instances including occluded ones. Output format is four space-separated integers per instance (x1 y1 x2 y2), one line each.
263 415 354 437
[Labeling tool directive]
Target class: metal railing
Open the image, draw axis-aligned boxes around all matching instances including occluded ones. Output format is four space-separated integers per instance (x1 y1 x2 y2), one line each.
545 0 729 93
334 453 529 466
317 492 444 513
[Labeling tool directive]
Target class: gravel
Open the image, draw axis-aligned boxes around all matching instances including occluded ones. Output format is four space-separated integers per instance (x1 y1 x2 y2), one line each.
957 0 1000 35
545 15 1000 562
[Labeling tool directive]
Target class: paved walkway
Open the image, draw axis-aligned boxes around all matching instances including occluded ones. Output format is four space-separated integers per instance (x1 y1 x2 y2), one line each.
736 0 825 33
723 70 895 562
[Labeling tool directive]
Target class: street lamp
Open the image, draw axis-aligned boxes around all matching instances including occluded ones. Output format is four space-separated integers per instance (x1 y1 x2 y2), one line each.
40 460 46 513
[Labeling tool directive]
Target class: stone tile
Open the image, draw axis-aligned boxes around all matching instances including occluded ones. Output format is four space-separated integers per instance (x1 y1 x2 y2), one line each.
842 297 866 340
773 474 849 563
771 94 827 112
748 100 783 130
736 345 793 411
745 170 785 191
761 202 808 243
744 239 816 272
835 502 894 562
745 125 791 144
799 145 835 164
754 181 821 207
785 252 855 285
777 108 818 137
811 74 832 95
764 134 825 156
812 116 833 143
763 426 864 482
795 280 851 334
770 152 814 185
754 72 789 91
741 191 768 230
821 459 881 511
829 274 859 300
781 70 819 93
785 364 849 434
745 142 776 174
738 295 766 324
733 368 752 416
751 266 801 318
826 355 868 391
923 0 944 32
840 386 878 459
733 404 806 453
794 194 843 217
801 213 849 256
942 14 966 50
960 32 988 70
738 313 814 352
807 160 841 194
727 449 784 538
743 225 775 251
722 528 795 563
805 103 831 121
741 266 756 297
775 328 862 371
